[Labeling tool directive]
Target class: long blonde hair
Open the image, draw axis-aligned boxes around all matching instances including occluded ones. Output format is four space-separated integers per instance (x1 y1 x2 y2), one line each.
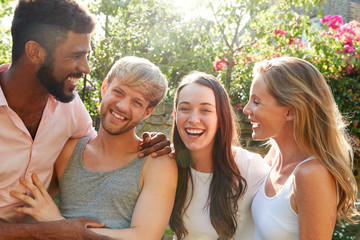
254 57 358 222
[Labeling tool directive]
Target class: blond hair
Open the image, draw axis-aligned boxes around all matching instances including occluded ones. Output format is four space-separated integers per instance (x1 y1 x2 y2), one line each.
106 56 168 108
254 57 358 223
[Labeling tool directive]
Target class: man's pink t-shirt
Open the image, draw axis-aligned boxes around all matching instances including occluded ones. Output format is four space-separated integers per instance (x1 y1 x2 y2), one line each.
0 65 96 223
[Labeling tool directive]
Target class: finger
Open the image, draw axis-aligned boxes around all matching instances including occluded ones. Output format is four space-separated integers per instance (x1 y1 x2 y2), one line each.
14 206 35 215
10 191 36 206
79 218 106 228
168 151 175 159
140 133 166 149
19 177 42 200
150 146 173 158
143 144 172 158
141 132 151 142
31 174 50 198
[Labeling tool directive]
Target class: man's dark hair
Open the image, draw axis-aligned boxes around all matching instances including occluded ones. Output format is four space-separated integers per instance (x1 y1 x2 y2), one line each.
11 0 96 63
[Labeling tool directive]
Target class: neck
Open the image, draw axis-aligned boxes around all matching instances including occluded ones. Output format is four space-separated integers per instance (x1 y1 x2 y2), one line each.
1 61 49 111
272 133 308 168
91 126 141 158
190 146 214 173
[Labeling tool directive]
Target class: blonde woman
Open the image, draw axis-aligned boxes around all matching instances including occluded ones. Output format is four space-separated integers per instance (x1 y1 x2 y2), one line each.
243 57 358 239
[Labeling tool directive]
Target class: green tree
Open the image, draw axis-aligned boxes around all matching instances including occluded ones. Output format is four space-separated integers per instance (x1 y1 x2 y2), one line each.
0 0 13 64
79 0 215 118
208 0 323 92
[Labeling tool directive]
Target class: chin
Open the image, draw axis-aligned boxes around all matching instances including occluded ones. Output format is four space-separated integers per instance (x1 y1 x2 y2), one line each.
252 133 264 141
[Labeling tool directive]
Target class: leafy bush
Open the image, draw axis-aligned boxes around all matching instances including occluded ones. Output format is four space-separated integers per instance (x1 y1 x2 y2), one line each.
216 15 360 160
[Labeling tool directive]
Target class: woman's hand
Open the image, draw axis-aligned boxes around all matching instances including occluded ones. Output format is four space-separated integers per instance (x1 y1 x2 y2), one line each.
10 173 65 222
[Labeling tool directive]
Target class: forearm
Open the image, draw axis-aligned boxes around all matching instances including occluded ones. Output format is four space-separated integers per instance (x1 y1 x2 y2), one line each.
90 227 158 240
0 220 112 240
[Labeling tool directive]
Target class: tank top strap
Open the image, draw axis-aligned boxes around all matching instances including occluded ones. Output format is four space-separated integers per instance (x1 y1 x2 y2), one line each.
67 136 92 170
291 156 316 175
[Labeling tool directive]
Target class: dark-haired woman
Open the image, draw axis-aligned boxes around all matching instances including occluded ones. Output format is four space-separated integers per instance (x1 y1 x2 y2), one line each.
169 71 269 239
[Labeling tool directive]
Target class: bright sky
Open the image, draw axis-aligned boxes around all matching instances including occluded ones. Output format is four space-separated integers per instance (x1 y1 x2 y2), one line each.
0 1 213 29
171 0 213 20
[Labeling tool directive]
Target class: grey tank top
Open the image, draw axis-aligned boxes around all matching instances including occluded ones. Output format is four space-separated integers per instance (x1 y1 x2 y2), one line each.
59 136 147 229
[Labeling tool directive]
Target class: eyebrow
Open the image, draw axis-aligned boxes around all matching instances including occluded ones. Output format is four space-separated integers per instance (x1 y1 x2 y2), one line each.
114 86 146 103
178 101 215 107
71 50 90 56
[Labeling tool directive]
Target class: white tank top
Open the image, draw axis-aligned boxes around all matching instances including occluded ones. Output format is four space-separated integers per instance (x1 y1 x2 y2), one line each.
179 147 270 239
252 156 315 240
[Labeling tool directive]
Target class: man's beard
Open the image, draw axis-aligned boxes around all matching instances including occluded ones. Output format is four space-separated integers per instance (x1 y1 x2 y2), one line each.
36 55 81 103
100 105 140 136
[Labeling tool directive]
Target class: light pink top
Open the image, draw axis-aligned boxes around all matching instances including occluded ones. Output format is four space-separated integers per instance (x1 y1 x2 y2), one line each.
0 65 96 223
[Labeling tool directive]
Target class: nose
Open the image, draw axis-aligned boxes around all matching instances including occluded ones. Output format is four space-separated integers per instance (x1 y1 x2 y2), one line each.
115 97 130 113
189 110 200 124
243 102 251 115
78 55 90 74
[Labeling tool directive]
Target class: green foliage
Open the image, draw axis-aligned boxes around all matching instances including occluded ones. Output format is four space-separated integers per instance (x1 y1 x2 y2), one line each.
227 15 360 160
86 0 215 110
333 212 360 240
210 0 323 91
0 0 13 64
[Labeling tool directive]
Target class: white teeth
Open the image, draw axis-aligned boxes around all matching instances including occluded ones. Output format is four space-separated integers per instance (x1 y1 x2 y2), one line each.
186 128 205 135
252 123 260 127
112 111 126 120
68 77 79 84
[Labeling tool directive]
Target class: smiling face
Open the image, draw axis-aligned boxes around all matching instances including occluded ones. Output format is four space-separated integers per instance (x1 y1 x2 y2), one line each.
243 76 292 141
100 78 153 136
175 83 218 154
37 31 91 102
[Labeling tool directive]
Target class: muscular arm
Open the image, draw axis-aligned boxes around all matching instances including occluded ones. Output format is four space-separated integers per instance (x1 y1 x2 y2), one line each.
0 218 112 240
293 160 337 240
91 155 178 240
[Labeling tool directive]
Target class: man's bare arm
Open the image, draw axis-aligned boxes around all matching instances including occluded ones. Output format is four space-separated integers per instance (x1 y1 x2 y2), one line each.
0 218 113 240
90 155 178 240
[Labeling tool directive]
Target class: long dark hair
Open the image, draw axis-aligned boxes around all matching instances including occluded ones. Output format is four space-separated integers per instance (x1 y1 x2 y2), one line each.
169 71 247 239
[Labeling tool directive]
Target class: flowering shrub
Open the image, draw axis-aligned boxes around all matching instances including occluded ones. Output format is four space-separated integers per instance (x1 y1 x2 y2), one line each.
217 15 360 162
214 52 235 72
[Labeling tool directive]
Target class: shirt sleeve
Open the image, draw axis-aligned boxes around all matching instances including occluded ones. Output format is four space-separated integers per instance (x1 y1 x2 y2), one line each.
235 147 270 197
71 93 97 138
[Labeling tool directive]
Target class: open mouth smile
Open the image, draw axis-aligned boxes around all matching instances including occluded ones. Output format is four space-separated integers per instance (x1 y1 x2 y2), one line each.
110 109 127 120
185 128 205 136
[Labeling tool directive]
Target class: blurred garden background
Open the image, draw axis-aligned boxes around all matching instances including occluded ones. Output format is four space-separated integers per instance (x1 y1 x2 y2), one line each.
1 0 359 238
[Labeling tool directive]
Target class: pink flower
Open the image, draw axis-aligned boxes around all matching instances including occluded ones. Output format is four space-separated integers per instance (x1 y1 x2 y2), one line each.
348 64 354 70
322 15 343 30
340 25 356 35
274 28 288 37
343 36 353 47
214 59 227 72
332 15 343 25
320 15 332 24
344 45 355 53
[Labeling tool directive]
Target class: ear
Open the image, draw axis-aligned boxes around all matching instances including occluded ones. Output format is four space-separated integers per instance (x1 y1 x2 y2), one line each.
285 107 295 121
24 41 46 64
173 108 176 118
101 78 109 98
142 106 155 120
